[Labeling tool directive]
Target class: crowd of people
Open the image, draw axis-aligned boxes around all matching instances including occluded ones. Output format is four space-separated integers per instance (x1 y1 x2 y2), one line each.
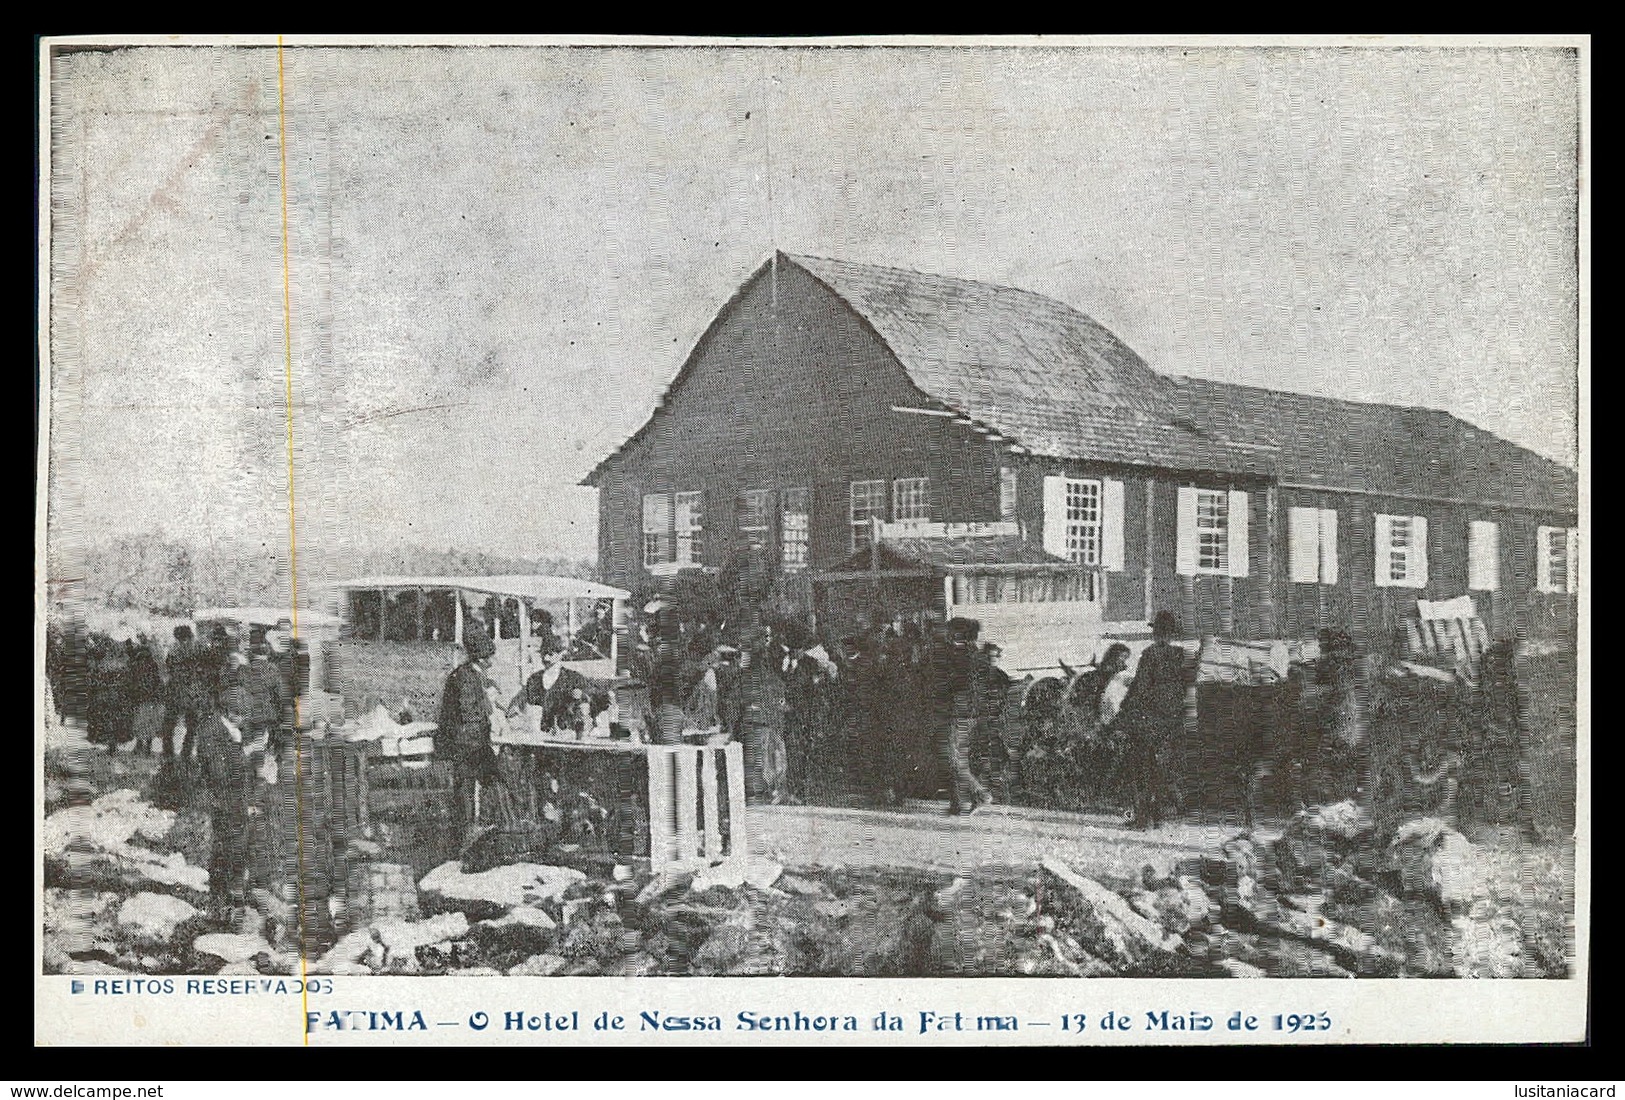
50 619 313 927
612 601 1199 826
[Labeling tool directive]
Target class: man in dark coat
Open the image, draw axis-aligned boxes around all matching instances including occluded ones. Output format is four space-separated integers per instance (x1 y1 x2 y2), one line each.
269 618 307 741
437 630 500 849
839 634 886 805
780 622 832 804
162 625 211 759
506 652 594 735
246 643 287 756
126 643 167 755
941 618 993 815
730 631 788 803
1113 611 1196 829
970 641 1015 796
197 687 253 924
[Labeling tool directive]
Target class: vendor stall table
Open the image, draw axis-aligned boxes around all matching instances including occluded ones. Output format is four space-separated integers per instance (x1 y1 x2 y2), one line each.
488 734 747 873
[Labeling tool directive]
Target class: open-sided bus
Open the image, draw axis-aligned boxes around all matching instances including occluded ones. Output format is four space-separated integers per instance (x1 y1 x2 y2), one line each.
326 575 629 722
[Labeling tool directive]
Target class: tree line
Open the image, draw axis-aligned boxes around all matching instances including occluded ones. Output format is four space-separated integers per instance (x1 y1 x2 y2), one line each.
65 533 595 616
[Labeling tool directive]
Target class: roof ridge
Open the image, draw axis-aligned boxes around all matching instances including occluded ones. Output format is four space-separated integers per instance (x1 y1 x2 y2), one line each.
783 251 1065 305
1165 372 1458 420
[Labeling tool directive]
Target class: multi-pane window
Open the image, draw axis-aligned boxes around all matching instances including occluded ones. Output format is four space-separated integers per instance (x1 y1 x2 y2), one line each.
1374 513 1428 589
642 493 673 568
1387 517 1414 583
1537 526 1579 594
736 489 773 550
781 488 810 573
1194 489 1229 574
1063 478 1102 565
850 480 887 553
1176 487 1248 579
892 477 931 524
674 491 703 567
643 491 704 570
999 467 1018 521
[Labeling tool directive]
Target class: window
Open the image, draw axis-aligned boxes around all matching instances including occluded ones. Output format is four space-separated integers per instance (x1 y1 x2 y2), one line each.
481 596 521 640
643 493 673 568
1042 475 1124 571
643 490 704 572
1288 506 1339 584
1374 513 1429 589
346 590 382 640
1176 487 1249 578
892 477 931 525
674 491 704 566
781 488 810 573
423 590 457 643
384 589 421 642
1194 489 1229 573
999 467 1018 521
736 489 773 550
850 479 887 552
1537 525 1579 594
1062 479 1102 565
1468 521 1499 592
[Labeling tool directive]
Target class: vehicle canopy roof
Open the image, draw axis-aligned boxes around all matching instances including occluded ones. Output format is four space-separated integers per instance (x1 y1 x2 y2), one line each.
191 607 342 630
334 575 628 603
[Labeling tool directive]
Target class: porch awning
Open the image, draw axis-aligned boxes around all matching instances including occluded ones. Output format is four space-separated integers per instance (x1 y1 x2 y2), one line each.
820 534 1084 577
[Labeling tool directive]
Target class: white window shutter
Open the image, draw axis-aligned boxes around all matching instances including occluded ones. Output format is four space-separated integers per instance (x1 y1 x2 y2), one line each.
1042 476 1067 558
1175 487 1198 576
1319 508 1339 585
1227 490 1250 578
1566 528 1579 595
1411 515 1429 590
1101 478 1126 571
1535 525 1555 593
1374 513 1394 588
1288 507 1319 583
1468 520 1499 592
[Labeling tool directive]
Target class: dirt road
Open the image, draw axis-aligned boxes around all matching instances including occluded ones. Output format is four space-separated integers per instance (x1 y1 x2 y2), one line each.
748 800 1280 886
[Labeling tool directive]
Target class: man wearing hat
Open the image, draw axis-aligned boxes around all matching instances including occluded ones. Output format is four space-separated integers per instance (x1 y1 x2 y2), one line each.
941 617 994 815
197 686 254 926
1112 611 1196 829
505 643 595 736
246 642 288 757
437 629 501 848
269 617 308 740
729 627 788 803
162 624 212 760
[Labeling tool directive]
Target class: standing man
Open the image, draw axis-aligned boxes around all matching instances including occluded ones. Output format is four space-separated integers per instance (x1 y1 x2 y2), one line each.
269 618 306 749
506 647 593 735
1112 611 1196 829
162 625 209 759
437 629 500 850
126 642 167 756
971 641 1015 798
245 643 287 762
197 686 253 928
941 618 993 816
729 629 788 804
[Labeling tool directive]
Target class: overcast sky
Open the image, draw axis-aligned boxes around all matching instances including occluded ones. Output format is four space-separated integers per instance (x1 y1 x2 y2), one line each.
46 41 1582 571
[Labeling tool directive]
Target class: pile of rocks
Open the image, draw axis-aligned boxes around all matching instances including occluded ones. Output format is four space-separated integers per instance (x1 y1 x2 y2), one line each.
1032 800 1546 978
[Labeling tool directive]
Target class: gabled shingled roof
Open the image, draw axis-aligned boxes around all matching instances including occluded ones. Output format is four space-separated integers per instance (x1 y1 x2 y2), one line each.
788 254 1275 476
583 253 1577 514
1166 376 1578 513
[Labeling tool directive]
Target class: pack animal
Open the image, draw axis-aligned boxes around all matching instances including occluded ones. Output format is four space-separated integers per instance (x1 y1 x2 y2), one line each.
1207 635 1388 828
